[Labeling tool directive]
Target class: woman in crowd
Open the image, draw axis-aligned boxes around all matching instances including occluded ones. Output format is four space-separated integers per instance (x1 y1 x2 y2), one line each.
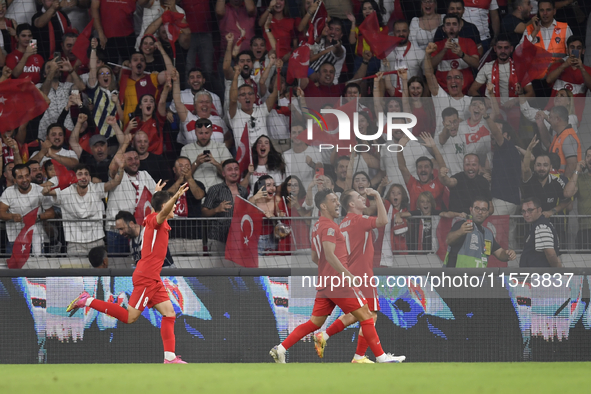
250 175 280 254
259 0 295 63
384 183 410 254
242 134 286 192
126 88 168 155
277 175 310 252
0 2 17 56
138 35 165 73
400 68 436 136
347 0 383 75
409 0 443 50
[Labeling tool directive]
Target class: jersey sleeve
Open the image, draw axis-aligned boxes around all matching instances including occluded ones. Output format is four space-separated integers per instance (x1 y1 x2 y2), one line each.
5 54 18 70
534 224 555 251
359 215 378 231
321 224 337 245
144 213 163 230
464 39 478 57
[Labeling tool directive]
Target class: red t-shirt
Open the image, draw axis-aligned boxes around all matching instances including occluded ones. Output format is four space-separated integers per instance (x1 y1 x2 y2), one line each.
135 212 171 280
311 216 349 290
406 173 446 211
100 0 135 38
432 38 478 95
266 17 295 59
339 212 377 277
5 50 45 84
303 83 342 107
132 112 166 155
181 0 213 33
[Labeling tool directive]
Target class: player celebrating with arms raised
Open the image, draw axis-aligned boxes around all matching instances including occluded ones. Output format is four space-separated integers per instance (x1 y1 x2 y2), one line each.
67 182 190 364
270 189 404 363
313 188 393 363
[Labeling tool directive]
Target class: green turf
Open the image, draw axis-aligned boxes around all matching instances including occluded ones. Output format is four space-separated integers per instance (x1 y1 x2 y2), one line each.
1 363 587 394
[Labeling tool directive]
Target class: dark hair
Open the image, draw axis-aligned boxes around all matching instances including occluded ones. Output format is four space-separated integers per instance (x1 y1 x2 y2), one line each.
25 160 39 168
550 105 569 122
386 183 409 210
17 23 32 36
415 156 433 169
495 34 512 46
12 163 30 179
130 51 145 61
327 17 343 30
88 246 107 268
73 163 92 174
345 83 361 95
521 196 542 209
176 156 191 165
151 191 172 213
291 121 307 131
250 35 266 47
115 210 137 224
236 50 255 62
3 161 15 174
253 175 274 196
251 135 286 175
132 94 160 139
586 146 591 157
393 19 409 30
314 188 334 210
280 175 306 201
470 96 486 105
447 0 465 9
356 1 382 25
441 106 459 119
340 189 357 212
567 36 585 49
356 111 378 137
139 35 157 55
538 0 555 9
222 158 239 169
443 14 461 25
547 152 561 171
336 155 351 166
319 61 336 72
352 171 371 190
62 32 78 41
188 67 204 76
46 123 65 136
471 196 490 209
42 160 54 174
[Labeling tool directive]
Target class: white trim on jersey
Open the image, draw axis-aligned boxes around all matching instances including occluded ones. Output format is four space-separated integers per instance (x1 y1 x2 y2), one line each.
134 287 147 309
151 229 158 252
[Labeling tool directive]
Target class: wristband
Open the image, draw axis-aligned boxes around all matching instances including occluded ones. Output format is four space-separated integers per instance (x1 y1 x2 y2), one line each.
362 60 369 65
265 29 271 33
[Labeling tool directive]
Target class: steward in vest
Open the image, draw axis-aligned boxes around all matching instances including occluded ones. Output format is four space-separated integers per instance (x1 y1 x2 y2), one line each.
547 105 581 179
444 197 516 267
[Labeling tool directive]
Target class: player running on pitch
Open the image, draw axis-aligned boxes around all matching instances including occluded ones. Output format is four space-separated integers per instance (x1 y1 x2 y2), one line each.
270 189 404 363
312 188 398 363
67 183 190 364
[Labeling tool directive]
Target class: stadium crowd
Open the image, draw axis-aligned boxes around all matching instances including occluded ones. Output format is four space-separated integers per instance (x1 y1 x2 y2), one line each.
0 0 590 268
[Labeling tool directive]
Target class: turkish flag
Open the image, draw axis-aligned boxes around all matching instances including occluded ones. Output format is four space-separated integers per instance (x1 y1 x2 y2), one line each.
135 187 153 225
52 161 78 190
513 38 553 84
161 11 189 59
287 45 311 84
225 196 265 268
71 19 93 67
307 2 328 45
236 123 251 176
0 79 49 133
297 98 358 156
436 215 510 267
358 12 402 59
7 208 39 269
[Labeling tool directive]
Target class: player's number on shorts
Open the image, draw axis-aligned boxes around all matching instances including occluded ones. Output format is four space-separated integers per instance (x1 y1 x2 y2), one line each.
342 231 352 255
143 296 149 307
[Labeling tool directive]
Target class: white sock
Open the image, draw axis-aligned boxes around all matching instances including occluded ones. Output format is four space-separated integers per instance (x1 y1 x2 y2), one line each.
353 354 365 361
85 297 94 307
322 331 329 341
376 354 388 362
164 351 176 361
277 344 286 353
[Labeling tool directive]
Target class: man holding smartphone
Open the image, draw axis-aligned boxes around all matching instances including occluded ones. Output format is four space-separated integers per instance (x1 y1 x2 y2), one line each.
545 36 591 121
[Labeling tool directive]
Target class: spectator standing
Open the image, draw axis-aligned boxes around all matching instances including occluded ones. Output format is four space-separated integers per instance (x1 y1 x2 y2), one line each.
462 0 500 52
564 150 591 250
520 197 561 267
433 0 483 56
91 0 137 64
6 23 44 83
216 0 256 53
501 0 534 47
30 124 79 169
409 0 443 50
135 131 172 182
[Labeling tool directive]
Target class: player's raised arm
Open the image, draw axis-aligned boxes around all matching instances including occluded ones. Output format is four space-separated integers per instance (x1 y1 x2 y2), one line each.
156 183 189 224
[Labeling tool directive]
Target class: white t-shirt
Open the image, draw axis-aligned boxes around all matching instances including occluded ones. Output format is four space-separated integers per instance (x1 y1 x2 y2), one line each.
224 76 261 121
6 0 37 24
266 96 291 140
380 42 425 92
434 131 466 176
230 105 271 147
179 140 233 190
180 112 228 145
31 148 79 167
475 61 533 105
106 171 156 230
464 0 499 41
458 118 492 166
169 88 223 118
54 183 107 243
433 86 472 133
409 15 444 50
249 165 286 196
284 146 327 188
0 184 53 254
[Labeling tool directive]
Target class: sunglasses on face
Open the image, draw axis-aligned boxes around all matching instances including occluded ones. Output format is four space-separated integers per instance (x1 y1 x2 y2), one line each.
196 122 212 129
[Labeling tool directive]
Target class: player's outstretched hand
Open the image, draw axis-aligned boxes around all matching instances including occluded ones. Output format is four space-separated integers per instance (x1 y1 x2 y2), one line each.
175 182 189 198
155 179 167 192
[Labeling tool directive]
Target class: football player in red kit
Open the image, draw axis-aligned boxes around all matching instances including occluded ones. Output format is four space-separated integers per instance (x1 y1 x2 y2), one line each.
67 183 190 364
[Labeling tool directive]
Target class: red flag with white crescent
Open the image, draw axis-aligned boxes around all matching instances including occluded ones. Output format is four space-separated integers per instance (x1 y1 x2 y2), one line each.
135 186 153 225
7 208 39 269
287 44 310 84
236 122 251 176
161 10 189 59
225 196 265 268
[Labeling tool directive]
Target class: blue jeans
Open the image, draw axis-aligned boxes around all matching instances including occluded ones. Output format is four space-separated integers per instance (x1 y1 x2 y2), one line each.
106 231 129 255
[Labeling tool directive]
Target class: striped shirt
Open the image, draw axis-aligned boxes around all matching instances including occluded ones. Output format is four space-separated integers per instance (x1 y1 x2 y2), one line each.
309 38 346 84
202 182 248 243
87 84 120 138
534 224 556 252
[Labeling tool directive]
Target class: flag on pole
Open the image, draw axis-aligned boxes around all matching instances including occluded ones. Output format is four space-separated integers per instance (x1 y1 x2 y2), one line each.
161 11 189 60
52 161 78 190
134 187 153 225
71 19 94 66
7 208 39 269
225 196 265 268
307 2 328 45
236 123 251 175
0 79 49 133
286 44 310 84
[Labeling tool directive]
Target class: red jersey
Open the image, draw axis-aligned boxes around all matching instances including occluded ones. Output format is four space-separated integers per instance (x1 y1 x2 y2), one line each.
100 0 135 38
132 112 166 155
135 212 171 280
547 60 591 121
339 212 377 277
5 50 44 84
266 17 295 59
407 173 446 211
432 38 478 95
311 216 349 290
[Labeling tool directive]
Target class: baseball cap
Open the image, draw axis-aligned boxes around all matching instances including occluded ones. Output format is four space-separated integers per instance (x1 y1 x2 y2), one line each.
89 134 108 146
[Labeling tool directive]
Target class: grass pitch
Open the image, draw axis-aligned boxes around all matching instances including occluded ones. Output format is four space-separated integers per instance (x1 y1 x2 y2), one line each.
1 362 586 394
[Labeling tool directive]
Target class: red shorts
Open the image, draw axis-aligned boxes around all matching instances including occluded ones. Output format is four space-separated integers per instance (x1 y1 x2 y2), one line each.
129 276 170 311
312 287 367 316
363 287 380 312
